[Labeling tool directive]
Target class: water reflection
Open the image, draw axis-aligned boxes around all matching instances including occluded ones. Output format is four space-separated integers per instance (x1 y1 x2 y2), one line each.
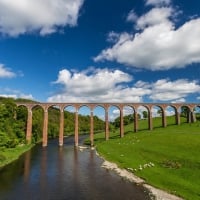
0 137 151 200
23 150 31 182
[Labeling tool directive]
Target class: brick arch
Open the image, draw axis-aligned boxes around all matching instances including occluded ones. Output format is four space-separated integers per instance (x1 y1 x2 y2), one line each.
192 105 200 122
191 104 200 111
122 105 135 132
92 104 106 111
77 105 92 145
150 104 167 128
32 104 46 111
178 105 192 124
165 105 178 126
16 102 198 147
107 104 123 138
77 104 91 111
135 105 151 131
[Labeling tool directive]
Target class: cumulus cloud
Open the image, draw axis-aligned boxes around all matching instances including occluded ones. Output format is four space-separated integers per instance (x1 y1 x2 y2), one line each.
107 31 120 43
48 68 200 103
0 87 34 100
126 9 138 23
94 2 200 71
135 7 173 30
0 64 16 78
171 98 186 103
149 79 200 101
47 68 151 103
0 94 34 99
145 0 171 6
0 0 84 36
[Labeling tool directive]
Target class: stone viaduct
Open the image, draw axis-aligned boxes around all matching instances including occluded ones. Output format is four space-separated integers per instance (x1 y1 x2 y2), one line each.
16 102 200 147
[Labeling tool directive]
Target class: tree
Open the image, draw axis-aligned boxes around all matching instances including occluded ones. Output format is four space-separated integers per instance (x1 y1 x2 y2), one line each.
142 111 148 119
157 109 162 117
181 106 188 118
0 98 26 148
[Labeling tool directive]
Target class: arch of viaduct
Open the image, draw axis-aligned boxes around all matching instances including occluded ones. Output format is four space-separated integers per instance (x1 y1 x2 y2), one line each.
16 102 200 147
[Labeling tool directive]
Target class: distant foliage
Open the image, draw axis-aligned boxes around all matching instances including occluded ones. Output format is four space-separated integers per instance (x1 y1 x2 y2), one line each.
112 114 141 128
0 97 26 148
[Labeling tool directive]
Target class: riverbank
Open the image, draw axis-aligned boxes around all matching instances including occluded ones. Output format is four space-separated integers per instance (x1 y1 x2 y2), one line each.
101 159 183 200
0 144 34 170
78 144 183 200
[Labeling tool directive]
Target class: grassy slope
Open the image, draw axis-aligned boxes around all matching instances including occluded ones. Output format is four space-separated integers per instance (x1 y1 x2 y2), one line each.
0 144 33 169
93 117 200 200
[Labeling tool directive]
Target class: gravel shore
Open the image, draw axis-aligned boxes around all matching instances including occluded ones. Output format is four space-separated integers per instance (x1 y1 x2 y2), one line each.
101 160 183 200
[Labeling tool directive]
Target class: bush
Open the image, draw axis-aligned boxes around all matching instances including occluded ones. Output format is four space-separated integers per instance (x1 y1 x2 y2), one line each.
0 154 6 162
6 138 19 148
0 131 10 148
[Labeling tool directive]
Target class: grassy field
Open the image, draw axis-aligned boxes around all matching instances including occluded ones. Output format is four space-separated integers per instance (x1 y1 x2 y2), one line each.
0 144 33 169
92 117 200 200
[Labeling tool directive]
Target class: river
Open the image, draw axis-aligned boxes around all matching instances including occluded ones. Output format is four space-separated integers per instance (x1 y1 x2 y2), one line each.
0 136 152 200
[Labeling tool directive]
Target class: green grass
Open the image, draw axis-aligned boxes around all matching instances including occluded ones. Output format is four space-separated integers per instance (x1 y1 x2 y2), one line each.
0 144 34 169
92 117 200 200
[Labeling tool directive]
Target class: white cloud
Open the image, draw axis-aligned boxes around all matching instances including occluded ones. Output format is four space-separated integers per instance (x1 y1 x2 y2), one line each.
48 68 151 103
0 94 34 100
48 68 200 103
150 79 200 101
19 94 34 100
145 0 171 6
0 87 34 100
0 0 84 36
94 4 200 71
54 68 132 95
0 94 18 99
0 64 16 78
135 7 173 30
171 98 186 103
126 9 138 23
107 31 120 43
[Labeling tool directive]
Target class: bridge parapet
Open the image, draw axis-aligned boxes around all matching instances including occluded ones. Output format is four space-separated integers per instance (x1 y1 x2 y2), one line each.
16 102 200 111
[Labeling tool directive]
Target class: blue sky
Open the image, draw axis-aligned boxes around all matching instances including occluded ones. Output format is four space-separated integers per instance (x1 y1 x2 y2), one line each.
0 0 200 104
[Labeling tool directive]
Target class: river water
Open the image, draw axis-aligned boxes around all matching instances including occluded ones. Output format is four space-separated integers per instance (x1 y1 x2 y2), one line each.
0 136 152 200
